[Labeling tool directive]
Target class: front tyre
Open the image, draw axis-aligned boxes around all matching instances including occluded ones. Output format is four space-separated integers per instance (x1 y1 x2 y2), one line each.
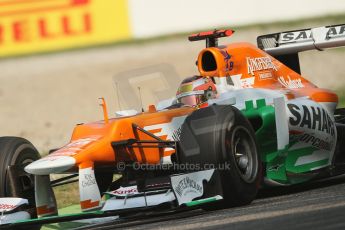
179 105 261 207
222 119 260 206
0 137 39 198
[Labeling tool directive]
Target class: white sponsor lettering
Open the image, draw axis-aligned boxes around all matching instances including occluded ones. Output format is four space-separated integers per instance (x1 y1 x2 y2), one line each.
279 25 345 44
0 204 17 210
144 116 187 142
246 56 277 76
108 186 139 196
50 136 101 157
171 169 214 205
231 74 255 88
0 198 28 212
280 30 312 44
327 25 345 38
278 76 304 89
259 72 273 80
79 167 101 211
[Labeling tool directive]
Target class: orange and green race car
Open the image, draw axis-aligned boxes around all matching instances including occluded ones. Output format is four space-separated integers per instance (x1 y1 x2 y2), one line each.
1 23 345 228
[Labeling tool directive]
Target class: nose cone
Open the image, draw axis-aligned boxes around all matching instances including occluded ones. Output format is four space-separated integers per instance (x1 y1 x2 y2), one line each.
25 156 76 175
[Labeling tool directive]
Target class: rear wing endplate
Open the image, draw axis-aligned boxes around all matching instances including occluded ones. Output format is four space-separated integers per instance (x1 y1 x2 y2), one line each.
257 24 345 56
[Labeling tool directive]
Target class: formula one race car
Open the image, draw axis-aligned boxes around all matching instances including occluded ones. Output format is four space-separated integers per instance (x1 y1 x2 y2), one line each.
1 23 345 228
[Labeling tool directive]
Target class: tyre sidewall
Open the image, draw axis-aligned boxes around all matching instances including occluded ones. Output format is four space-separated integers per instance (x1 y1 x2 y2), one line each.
179 105 261 207
215 107 260 206
0 137 39 197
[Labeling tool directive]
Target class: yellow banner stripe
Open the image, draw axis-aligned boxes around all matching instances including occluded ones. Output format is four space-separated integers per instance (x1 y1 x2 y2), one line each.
0 0 131 57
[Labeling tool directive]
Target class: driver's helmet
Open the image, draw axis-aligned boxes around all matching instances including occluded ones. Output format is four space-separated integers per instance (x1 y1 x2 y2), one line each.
176 76 217 107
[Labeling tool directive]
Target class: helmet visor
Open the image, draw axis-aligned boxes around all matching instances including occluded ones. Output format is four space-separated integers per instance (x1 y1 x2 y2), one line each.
180 95 197 106
178 94 205 106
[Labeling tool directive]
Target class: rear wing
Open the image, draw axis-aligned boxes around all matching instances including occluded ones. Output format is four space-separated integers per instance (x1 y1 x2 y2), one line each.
257 24 345 55
257 24 345 74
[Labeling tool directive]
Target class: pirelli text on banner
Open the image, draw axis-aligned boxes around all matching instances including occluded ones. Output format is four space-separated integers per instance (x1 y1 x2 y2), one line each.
0 0 131 57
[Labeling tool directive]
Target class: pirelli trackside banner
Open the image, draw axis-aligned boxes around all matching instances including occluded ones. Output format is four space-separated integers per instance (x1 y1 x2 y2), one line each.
0 0 131 57
0 0 344 57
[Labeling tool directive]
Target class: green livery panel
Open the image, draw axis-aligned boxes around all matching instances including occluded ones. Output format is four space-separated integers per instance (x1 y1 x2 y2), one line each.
242 99 328 185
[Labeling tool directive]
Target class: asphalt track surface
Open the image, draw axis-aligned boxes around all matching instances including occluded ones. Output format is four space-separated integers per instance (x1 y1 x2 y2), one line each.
77 175 345 230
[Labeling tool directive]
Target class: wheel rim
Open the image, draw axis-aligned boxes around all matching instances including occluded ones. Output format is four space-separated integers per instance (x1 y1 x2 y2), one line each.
227 126 258 183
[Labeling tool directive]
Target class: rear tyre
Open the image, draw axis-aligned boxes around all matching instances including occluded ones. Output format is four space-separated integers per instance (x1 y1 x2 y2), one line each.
333 125 345 165
179 105 261 207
